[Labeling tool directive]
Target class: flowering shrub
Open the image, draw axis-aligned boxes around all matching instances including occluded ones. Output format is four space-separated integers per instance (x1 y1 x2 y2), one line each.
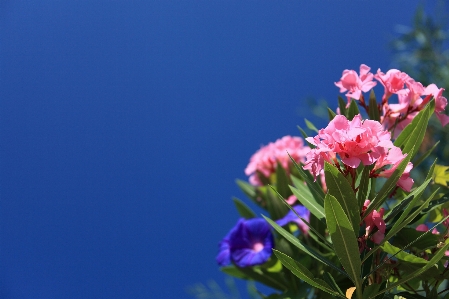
216 65 449 299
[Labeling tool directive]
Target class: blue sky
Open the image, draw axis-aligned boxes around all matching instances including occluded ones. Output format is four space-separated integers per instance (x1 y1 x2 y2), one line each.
0 1 428 298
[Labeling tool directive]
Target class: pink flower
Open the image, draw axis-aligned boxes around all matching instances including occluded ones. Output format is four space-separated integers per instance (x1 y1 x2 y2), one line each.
380 79 428 137
304 114 393 177
374 147 414 192
335 64 377 101
424 84 449 126
375 69 411 101
245 136 310 186
363 200 386 244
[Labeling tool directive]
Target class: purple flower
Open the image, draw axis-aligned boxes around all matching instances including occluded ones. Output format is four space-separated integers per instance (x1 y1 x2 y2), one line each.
216 218 274 267
275 205 310 235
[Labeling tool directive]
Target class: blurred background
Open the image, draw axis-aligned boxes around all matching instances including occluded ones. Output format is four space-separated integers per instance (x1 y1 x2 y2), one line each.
1 1 448 298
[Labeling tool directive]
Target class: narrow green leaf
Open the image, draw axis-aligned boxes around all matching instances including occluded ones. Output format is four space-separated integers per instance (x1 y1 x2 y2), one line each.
273 250 346 298
357 166 371 210
270 185 331 249
362 283 380 299
393 227 440 251
322 272 345 297
235 266 287 291
236 179 257 200
324 162 360 235
263 215 348 277
324 194 362 286
305 119 319 133
220 266 247 279
394 100 434 160
369 238 449 298
368 90 380 121
289 183 325 222
363 152 413 219
297 126 315 149
380 241 428 264
232 197 256 219
275 163 291 198
346 99 360 120
327 107 337 120
389 179 431 230
338 96 348 116
421 191 449 214
289 155 325 201
265 187 289 220
390 187 437 238
413 141 439 168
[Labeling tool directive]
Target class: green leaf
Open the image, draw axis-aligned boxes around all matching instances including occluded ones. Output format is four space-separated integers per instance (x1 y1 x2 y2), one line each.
220 265 247 279
368 90 380 121
263 215 348 277
265 187 289 220
324 194 362 287
275 163 291 198
346 99 360 120
390 187 437 239
273 250 346 298
393 228 440 251
297 126 315 149
421 191 449 214
433 164 449 187
236 179 257 201
389 179 431 230
322 272 345 297
413 141 439 168
362 284 380 299
394 100 434 160
338 96 348 116
363 152 413 219
232 197 256 219
324 162 360 235
305 119 319 133
289 182 325 222
380 241 428 264
289 156 325 203
235 266 287 291
357 166 371 210
327 107 337 120
369 238 449 298
270 185 332 249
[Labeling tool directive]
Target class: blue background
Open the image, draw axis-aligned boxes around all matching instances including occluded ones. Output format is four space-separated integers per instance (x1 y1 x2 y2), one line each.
0 1 426 298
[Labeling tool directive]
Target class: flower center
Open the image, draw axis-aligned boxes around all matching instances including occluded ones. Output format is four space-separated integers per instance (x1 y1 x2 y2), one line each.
253 242 264 252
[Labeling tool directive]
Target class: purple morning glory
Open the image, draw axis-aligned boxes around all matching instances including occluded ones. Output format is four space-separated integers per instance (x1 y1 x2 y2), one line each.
216 218 274 267
275 205 310 235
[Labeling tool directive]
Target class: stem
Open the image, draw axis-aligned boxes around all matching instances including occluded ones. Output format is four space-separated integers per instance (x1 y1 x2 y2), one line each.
438 287 449 295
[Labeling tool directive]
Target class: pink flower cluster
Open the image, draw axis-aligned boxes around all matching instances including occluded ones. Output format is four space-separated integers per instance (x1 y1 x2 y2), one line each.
335 64 449 137
245 136 310 186
303 114 414 192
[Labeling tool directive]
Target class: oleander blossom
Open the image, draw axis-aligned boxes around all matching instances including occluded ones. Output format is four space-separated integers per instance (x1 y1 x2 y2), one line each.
304 114 393 175
363 200 386 244
216 218 274 267
275 205 310 235
245 136 310 186
334 64 377 102
304 114 413 191
375 69 411 101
